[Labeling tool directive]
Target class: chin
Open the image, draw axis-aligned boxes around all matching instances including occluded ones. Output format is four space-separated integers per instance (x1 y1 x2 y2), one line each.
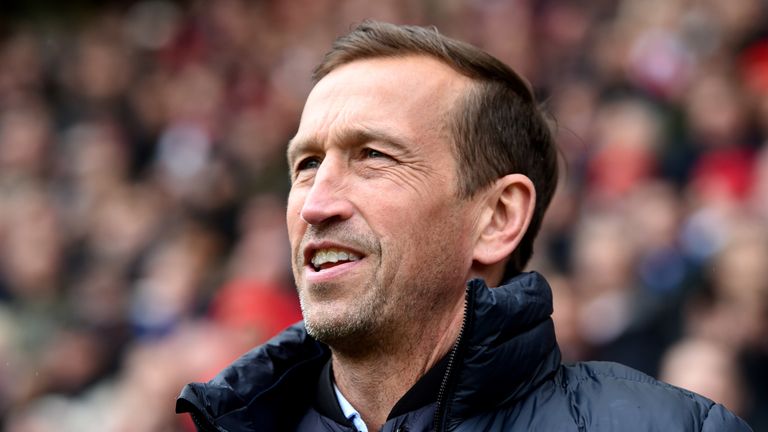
303 308 377 347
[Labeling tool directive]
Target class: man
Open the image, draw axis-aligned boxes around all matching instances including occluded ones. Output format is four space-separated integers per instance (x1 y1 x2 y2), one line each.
176 21 751 431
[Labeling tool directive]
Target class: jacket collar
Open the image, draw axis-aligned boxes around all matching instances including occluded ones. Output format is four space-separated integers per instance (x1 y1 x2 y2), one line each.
445 272 561 422
176 272 560 429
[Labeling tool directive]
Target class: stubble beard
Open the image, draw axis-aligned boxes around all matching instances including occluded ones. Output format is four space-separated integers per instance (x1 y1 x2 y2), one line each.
294 207 470 355
299 279 388 353
294 224 387 353
298 242 463 356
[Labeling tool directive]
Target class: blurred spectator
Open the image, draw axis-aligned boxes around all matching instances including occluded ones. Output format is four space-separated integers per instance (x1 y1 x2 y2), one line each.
660 337 747 417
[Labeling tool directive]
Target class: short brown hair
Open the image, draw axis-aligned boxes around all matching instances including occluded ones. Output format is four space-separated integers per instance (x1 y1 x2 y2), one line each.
314 21 558 276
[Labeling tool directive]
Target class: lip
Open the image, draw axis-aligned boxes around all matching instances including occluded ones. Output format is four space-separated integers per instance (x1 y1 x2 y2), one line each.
302 240 367 282
305 259 363 283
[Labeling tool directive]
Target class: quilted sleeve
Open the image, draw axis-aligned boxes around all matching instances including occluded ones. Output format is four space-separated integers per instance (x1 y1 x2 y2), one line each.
701 403 753 432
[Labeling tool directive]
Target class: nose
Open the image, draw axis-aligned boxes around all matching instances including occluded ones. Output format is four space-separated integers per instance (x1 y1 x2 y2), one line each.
299 158 354 225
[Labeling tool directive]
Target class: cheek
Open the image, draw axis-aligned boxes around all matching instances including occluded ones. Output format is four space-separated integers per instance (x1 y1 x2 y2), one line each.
386 201 468 257
419 203 474 257
286 191 306 244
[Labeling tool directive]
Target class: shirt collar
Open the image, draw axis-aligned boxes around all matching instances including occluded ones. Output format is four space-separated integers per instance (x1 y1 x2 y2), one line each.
333 382 369 432
313 354 450 426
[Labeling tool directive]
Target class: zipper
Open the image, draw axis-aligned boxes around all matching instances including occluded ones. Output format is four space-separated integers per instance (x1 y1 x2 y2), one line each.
432 284 474 432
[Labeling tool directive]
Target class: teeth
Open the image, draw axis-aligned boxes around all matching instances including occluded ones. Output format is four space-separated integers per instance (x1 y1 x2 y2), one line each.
311 248 360 268
315 251 327 264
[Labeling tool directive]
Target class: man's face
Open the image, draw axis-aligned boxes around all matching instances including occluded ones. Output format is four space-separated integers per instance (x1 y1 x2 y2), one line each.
287 56 480 347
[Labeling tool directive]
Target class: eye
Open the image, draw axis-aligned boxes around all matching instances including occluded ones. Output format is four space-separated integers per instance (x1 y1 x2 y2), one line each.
364 148 389 159
295 157 321 172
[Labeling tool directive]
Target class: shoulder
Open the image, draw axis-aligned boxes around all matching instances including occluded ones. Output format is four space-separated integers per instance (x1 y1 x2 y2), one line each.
559 361 752 432
176 322 331 430
204 322 324 399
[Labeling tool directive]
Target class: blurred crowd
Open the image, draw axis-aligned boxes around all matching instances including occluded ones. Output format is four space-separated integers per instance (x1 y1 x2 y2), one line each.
0 0 766 430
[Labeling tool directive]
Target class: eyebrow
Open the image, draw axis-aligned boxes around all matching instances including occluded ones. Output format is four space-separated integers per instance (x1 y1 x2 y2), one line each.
287 126 412 168
286 137 313 169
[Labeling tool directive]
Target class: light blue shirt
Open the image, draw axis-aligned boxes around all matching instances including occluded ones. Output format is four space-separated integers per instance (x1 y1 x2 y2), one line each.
333 383 369 432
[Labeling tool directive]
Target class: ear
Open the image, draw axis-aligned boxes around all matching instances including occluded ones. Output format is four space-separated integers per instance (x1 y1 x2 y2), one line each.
472 173 536 267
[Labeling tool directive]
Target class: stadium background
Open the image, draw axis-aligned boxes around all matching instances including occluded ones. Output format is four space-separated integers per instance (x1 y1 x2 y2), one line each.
0 0 767 430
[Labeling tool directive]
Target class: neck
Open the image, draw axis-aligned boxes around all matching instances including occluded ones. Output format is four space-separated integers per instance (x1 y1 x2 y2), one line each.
332 292 466 431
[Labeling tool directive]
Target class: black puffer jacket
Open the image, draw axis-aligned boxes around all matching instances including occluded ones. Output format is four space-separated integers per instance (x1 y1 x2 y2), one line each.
176 272 752 431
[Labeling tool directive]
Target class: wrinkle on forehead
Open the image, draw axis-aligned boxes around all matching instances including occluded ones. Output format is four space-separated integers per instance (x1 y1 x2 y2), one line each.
292 55 472 150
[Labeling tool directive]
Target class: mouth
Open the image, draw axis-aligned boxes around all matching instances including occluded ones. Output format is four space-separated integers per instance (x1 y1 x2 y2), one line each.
305 245 364 273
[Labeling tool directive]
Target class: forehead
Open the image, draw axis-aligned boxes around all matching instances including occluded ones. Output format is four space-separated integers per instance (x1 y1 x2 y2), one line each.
291 55 471 152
